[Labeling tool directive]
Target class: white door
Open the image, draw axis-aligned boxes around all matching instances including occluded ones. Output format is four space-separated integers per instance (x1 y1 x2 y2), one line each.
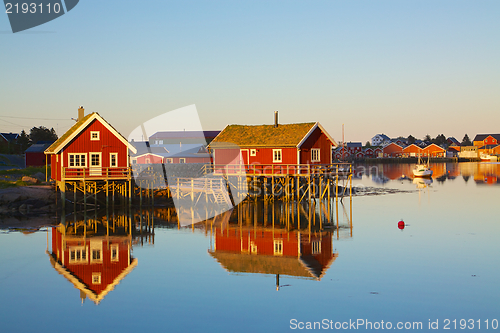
89 152 102 176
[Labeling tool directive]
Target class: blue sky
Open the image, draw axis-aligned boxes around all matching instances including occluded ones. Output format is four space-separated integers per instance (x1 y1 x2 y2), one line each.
1 0 499 143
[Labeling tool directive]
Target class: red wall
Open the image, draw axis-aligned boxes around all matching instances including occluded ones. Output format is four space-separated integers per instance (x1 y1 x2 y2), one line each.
26 152 48 167
137 154 163 164
383 143 403 157
51 119 129 181
299 127 332 164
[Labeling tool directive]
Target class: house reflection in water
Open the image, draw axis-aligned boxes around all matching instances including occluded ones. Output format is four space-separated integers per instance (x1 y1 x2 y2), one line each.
206 202 344 289
47 212 152 304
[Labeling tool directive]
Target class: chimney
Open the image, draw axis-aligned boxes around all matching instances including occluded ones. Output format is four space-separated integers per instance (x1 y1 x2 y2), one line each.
78 106 85 121
274 110 278 128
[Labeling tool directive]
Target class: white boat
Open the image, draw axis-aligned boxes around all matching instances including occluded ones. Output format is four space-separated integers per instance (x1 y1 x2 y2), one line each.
480 153 497 162
413 156 433 177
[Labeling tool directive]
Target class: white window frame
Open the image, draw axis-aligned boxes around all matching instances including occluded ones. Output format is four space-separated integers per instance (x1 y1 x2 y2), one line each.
250 149 257 156
68 153 86 168
90 241 103 263
179 158 186 163
109 153 118 167
273 239 283 256
311 148 320 162
165 158 173 164
89 152 101 167
69 246 87 264
110 244 119 262
90 131 100 141
145 157 151 164
92 273 101 285
272 149 282 163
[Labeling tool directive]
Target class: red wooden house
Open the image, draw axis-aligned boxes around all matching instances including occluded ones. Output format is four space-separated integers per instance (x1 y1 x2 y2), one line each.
44 108 137 182
423 143 446 157
473 134 500 147
133 147 169 164
402 144 423 157
48 224 137 304
209 121 337 173
363 148 374 158
25 142 53 167
382 142 403 157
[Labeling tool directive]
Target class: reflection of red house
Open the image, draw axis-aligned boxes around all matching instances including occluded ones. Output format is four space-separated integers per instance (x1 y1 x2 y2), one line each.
48 224 137 304
209 227 337 281
382 142 403 157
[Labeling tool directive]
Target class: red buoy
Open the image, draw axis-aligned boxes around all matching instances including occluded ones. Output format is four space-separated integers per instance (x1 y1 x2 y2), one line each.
398 220 405 230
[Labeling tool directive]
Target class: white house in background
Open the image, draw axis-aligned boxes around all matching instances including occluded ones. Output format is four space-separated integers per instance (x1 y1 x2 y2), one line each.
371 134 391 147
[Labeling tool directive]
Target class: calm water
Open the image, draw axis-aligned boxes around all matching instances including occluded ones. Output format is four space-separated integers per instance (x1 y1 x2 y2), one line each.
1 162 499 333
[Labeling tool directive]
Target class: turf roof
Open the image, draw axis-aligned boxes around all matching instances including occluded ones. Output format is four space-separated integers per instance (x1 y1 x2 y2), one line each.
211 123 316 147
45 113 94 154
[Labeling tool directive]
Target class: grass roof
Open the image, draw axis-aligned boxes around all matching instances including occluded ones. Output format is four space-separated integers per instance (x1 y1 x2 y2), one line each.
45 113 94 154
211 123 316 147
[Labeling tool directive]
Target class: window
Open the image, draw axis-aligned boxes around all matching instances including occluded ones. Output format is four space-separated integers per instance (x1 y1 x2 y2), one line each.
110 153 118 167
165 158 173 164
179 158 186 163
68 153 86 167
92 273 101 285
250 241 258 254
272 149 282 163
273 239 283 255
90 153 101 167
145 158 150 164
250 149 257 156
312 241 321 254
111 244 119 262
90 240 102 263
92 249 101 261
69 246 87 263
311 148 320 162
90 131 100 141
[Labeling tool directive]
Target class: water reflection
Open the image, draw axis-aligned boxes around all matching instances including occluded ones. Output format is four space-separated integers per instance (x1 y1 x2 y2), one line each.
205 201 351 288
47 199 352 300
355 162 500 185
47 211 153 304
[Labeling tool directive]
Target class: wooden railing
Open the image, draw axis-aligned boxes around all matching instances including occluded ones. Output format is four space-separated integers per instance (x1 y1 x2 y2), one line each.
202 163 352 176
63 167 131 180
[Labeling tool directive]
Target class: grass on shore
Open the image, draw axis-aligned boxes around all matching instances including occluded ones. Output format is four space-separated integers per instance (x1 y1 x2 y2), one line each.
0 166 48 176
0 180 30 189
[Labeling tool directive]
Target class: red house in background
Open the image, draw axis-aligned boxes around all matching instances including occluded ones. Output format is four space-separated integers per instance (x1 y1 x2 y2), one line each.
473 134 500 146
45 107 137 183
423 143 446 157
382 142 404 157
402 144 423 157
209 119 337 171
25 142 53 167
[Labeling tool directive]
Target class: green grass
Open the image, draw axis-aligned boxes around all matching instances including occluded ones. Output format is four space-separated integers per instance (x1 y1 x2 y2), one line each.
0 180 17 188
0 166 49 176
0 180 31 188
